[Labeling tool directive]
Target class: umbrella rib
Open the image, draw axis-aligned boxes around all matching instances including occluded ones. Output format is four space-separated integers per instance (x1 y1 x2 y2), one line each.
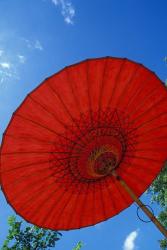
28 95 67 128
113 109 133 143
120 170 155 195
35 177 79 228
125 75 154 110
126 134 167 151
136 135 167 144
128 112 167 135
1 152 79 163
47 83 76 124
65 68 83 118
5 172 61 209
86 60 93 125
112 175 129 208
122 161 158 176
65 67 92 147
47 83 87 147
130 96 167 125
2 140 80 155
113 109 124 132
28 95 87 147
125 154 163 162
105 178 117 214
98 58 108 125
43 178 80 229
91 181 96 225
2 171 70 194
57 183 83 229
1 151 73 155
4 155 71 187
134 124 167 138
2 133 83 153
3 133 60 146
77 182 91 228
116 64 140 108
20 178 70 224
65 182 85 229
121 172 148 190
99 180 107 219
132 147 167 152
0 157 67 173
14 169 75 213
14 113 83 148
107 59 126 108
128 86 161 117
2 161 68 188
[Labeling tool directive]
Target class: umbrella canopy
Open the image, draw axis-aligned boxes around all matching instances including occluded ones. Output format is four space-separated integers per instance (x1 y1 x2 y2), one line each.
1 57 167 230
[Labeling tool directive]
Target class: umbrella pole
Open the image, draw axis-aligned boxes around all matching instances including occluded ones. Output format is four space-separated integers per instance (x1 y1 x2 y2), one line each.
112 170 167 238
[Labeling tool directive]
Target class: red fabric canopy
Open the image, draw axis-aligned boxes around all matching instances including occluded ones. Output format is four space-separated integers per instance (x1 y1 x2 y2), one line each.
1 57 167 230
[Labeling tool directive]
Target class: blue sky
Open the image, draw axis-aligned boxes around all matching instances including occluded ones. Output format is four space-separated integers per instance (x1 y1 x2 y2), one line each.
0 0 166 249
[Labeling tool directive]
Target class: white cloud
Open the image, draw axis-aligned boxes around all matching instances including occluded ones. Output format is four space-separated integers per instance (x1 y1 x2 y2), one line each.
51 0 75 24
22 38 43 51
0 33 43 86
123 230 139 250
17 55 26 64
34 40 43 50
0 47 20 85
0 62 11 69
0 67 19 85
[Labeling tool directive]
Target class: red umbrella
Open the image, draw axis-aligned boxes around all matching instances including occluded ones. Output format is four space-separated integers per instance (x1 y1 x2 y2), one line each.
0 57 167 236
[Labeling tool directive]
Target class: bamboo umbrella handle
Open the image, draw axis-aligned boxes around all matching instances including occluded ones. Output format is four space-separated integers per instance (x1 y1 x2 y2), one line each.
112 171 167 238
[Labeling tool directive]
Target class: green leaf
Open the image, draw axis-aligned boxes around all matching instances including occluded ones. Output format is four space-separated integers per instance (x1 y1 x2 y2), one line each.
72 241 83 250
148 163 167 249
2 216 62 249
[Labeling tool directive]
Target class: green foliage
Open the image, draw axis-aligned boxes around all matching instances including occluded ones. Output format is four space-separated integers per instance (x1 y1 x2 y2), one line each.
160 238 167 250
148 163 167 249
2 216 62 250
148 163 167 207
158 208 167 228
72 241 83 250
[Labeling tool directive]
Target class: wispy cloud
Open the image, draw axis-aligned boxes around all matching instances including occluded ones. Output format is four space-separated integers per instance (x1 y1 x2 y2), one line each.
51 0 75 24
123 230 139 250
0 48 23 85
22 38 43 51
17 55 26 64
34 40 43 50
0 62 11 69
0 63 19 85
0 32 43 86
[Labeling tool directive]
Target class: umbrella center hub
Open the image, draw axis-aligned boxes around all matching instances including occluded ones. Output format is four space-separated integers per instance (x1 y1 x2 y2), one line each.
88 146 117 178
72 135 125 182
